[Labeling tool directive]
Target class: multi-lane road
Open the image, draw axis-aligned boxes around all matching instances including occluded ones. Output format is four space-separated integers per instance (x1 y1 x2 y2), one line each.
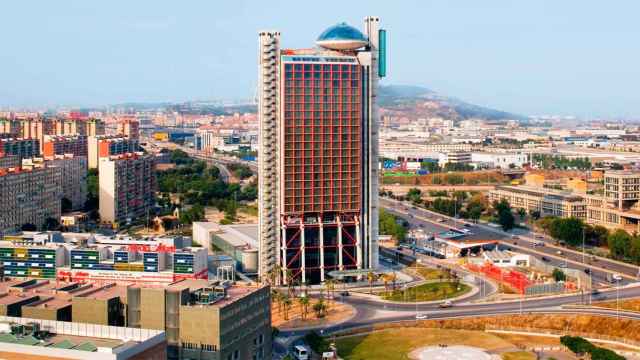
380 197 640 287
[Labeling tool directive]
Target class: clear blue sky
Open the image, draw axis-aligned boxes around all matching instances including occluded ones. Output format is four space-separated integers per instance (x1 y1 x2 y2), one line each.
2 0 640 117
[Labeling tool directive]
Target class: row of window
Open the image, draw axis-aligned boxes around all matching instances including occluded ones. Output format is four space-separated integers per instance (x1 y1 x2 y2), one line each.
285 79 360 88
284 63 358 71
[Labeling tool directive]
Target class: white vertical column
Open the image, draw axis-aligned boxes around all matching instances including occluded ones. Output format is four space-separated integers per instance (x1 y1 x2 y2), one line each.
355 216 362 270
300 223 306 284
281 224 287 285
319 216 325 282
337 216 344 271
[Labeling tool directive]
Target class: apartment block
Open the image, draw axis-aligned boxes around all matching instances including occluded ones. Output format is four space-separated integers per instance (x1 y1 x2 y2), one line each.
489 185 587 219
23 155 88 211
0 166 61 233
42 135 88 157
117 118 140 140
0 138 40 160
88 135 139 169
98 152 155 225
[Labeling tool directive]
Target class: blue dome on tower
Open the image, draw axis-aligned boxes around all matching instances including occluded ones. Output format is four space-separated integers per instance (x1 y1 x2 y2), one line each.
316 22 368 50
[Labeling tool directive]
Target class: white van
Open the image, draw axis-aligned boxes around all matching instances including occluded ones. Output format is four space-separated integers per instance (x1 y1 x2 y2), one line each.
294 345 309 360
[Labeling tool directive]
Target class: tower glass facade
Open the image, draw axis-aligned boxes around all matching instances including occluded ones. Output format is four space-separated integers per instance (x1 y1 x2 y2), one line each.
259 18 385 285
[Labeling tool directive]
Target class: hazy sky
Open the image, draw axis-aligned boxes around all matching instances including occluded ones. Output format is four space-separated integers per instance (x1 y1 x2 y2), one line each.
2 1 640 117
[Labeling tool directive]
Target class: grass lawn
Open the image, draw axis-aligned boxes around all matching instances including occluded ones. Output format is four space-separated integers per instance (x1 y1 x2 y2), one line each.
336 328 514 360
380 282 470 302
414 266 449 280
501 351 536 360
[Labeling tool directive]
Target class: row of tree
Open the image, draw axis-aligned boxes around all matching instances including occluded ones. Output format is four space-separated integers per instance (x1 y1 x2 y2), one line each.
531 154 592 170
379 209 409 242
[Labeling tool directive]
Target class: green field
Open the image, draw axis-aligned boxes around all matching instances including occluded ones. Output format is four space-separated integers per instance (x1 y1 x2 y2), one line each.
336 328 516 360
380 281 470 302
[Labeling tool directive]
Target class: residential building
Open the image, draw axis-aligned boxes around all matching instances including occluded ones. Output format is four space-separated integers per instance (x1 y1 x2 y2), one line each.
117 118 140 140
489 185 586 219
23 155 88 211
258 18 386 284
0 166 61 233
98 152 155 225
0 156 19 169
42 135 88 157
0 138 40 160
88 135 139 169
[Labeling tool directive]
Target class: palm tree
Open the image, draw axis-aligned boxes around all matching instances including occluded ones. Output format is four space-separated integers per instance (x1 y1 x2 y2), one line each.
298 296 310 320
313 298 327 318
367 271 377 294
272 290 283 314
325 279 336 301
282 295 292 320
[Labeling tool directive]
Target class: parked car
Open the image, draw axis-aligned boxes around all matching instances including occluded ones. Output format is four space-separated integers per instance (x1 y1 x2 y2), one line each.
439 300 453 308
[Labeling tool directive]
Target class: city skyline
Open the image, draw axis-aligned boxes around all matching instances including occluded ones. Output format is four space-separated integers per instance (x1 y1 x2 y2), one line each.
3 1 640 118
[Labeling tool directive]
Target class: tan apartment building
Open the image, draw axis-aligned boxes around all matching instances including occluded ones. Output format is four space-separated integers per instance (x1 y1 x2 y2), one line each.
99 152 155 225
23 155 88 211
0 165 61 233
586 170 640 233
489 185 587 219
88 135 139 169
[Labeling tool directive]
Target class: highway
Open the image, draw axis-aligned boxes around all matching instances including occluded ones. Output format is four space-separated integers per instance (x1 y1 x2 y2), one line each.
380 197 640 286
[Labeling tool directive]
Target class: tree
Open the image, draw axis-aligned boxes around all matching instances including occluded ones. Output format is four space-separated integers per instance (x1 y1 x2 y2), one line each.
379 209 408 242
608 229 632 260
43 217 60 231
21 223 37 231
61 197 73 213
529 209 541 221
552 268 567 282
548 217 584 247
517 208 526 220
282 295 292 320
493 199 515 231
406 188 422 204
298 296 310 320
367 271 377 294
312 299 327 318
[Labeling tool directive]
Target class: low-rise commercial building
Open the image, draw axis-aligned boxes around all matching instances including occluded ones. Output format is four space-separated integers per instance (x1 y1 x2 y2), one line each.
586 171 640 233
489 185 586 219
194 222 258 274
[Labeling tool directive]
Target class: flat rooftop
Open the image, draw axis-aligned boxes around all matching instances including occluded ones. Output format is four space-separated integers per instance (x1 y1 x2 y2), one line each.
494 185 584 202
214 224 258 249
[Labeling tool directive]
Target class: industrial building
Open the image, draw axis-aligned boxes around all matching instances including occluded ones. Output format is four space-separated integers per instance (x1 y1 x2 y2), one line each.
98 152 156 226
258 18 386 284
193 222 259 274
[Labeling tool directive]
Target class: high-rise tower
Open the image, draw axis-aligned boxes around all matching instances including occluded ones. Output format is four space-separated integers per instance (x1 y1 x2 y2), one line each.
258 17 387 284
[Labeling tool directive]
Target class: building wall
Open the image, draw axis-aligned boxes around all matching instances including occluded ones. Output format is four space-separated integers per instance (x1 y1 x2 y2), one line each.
22 305 71 322
0 166 62 232
140 288 166 330
72 296 123 326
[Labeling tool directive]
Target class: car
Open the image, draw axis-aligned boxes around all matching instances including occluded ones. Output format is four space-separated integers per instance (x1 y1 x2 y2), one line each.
541 256 550 262
339 291 350 297
533 241 545 247
511 235 520 240
439 300 453 308
556 250 563 255
513 241 518 245
584 268 592 274
437 218 446 223
460 229 471 234
613 274 623 281
415 313 428 320
463 223 472 228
